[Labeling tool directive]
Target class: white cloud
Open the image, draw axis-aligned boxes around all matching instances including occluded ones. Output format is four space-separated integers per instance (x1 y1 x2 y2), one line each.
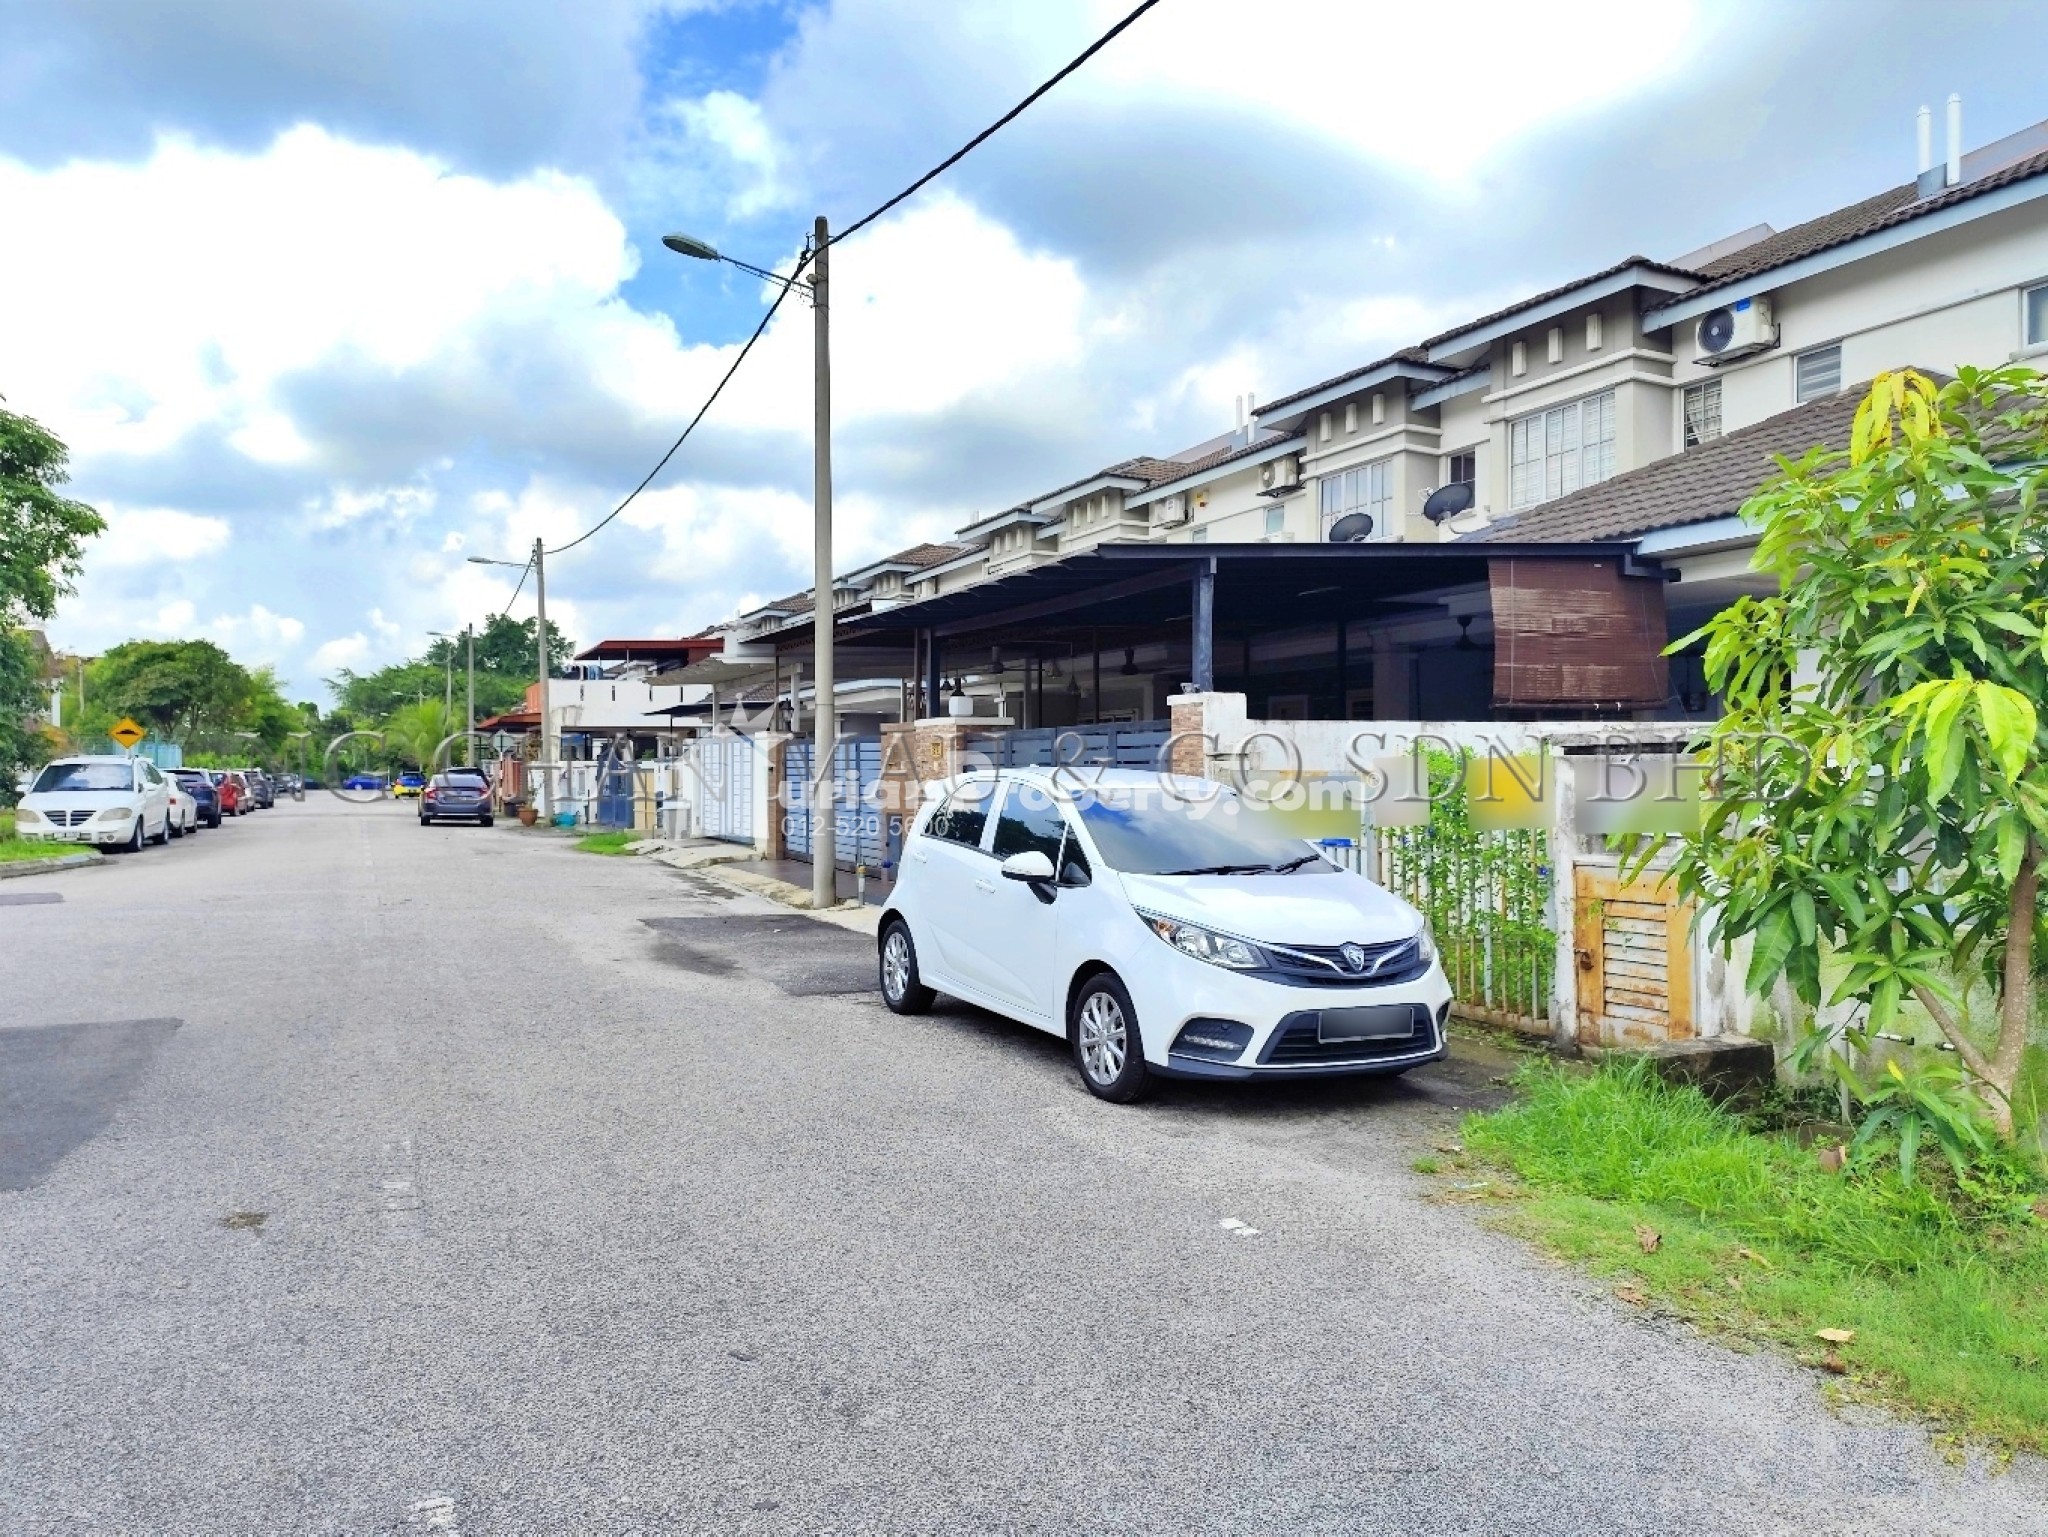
92 505 232 566
667 89 788 218
209 604 306 649
1086 0 1705 180
309 633 370 673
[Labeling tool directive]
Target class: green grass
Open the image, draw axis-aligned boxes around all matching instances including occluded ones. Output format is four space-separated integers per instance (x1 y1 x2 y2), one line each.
0 809 70 863
1457 1059 2048 1457
573 829 637 856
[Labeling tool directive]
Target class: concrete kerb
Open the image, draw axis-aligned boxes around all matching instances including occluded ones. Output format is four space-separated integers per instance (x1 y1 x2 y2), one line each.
0 851 105 880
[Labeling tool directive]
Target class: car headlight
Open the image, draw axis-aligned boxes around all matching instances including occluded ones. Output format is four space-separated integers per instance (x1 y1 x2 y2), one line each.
14 807 42 824
94 805 138 821
1414 922 1436 966
1141 913 1267 970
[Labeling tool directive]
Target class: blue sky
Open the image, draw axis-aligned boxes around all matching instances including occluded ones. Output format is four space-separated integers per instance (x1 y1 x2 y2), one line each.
8 0 2048 701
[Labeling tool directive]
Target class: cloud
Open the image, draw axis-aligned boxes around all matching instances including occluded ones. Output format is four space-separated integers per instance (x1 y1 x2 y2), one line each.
93 506 232 567
309 633 370 673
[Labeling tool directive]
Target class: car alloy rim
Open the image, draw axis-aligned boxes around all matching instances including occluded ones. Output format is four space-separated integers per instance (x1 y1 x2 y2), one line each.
1078 992 1127 1084
882 931 910 1001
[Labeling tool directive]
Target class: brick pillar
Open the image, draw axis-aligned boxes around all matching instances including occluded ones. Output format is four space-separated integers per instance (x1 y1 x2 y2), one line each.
1166 694 1208 777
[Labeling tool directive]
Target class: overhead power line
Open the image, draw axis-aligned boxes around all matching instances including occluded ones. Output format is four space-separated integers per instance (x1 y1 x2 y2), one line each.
832 0 1164 245
536 1 1159 558
544 262 808 557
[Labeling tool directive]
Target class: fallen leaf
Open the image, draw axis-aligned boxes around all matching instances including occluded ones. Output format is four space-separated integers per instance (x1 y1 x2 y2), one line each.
1633 1223 1661 1255
1436 1143 1464 1155
1816 1327 1856 1345
1734 1246 1774 1270
1821 1351 1849 1375
1724 1274 1745 1292
1613 1284 1647 1305
1816 1146 1846 1173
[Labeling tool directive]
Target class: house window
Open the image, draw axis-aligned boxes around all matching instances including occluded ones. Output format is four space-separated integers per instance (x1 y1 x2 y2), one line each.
1446 450 1477 487
1318 459 1394 539
1264 505 1285 536
1683 380 1723 448
2026 282 2048 347
1508 390 1616 508
1795 344 1842 403
1191 525 1209 543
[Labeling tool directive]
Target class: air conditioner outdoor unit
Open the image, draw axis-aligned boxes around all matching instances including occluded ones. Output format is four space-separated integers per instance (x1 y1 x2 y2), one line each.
1695 295 1778 364
1259 454 1302 498
1154 493 1188 526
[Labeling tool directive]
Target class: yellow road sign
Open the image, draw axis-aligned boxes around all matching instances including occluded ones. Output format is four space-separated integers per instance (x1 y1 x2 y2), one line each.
109 717 148 749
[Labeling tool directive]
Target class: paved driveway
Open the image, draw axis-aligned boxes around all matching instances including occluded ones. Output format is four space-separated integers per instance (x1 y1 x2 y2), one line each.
1 799 2040 1534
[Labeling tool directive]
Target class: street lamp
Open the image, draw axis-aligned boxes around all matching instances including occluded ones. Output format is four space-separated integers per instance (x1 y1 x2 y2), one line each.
664 225 836 910
469 544 552 812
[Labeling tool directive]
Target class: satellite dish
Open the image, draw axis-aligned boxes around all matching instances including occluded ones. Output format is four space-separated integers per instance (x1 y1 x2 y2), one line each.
1422 482 1476 523
1327 512 1376 543
1697 307 1737 355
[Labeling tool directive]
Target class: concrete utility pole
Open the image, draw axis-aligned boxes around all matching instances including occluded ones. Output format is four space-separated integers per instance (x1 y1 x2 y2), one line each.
533 535 554 813
465 623 475 767
657 220 833 905
810 214 836 910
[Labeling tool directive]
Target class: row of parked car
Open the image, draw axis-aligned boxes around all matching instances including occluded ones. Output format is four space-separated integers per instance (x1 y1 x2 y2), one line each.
11 754 295 853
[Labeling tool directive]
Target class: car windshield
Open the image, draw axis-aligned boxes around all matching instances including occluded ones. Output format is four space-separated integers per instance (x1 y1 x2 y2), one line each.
1075 787 1330 876
33 763 135 793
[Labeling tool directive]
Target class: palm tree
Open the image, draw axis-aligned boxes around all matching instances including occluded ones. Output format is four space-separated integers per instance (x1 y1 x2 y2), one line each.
382 699 461 776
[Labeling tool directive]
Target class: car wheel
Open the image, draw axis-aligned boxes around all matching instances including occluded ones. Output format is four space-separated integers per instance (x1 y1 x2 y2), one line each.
151 811 170 845
125 816 145 853
878 920 935 1015
1070 972 1152 1104
480 816 494 828
419 815 431 826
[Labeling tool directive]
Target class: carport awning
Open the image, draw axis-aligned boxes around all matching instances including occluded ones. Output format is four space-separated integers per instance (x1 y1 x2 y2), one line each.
765 540 1661 648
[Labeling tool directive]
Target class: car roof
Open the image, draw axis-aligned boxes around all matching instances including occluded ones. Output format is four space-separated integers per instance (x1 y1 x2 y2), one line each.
42 755 139 766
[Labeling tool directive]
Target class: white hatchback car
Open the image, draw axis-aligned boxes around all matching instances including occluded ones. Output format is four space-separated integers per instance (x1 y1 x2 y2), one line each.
14 755 174 852
879 767 1452 1102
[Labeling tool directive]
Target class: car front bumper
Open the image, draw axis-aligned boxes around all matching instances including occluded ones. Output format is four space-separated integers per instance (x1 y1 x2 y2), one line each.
1135 956 1455 1080
19 819 137 846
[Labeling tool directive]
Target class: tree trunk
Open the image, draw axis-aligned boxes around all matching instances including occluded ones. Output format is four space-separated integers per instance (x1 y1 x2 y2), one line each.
1988 839 2041 1142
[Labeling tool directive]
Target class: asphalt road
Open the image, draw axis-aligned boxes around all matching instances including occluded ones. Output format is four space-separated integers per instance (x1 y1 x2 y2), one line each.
2 798 2042 1535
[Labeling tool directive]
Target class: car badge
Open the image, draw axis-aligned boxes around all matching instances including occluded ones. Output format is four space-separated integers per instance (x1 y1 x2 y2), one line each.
1341 943 1368 972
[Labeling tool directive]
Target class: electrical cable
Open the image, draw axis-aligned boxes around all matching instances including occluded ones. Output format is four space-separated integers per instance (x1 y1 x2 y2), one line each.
531 1 1159 559
543 259 808 557
830 0 1164 245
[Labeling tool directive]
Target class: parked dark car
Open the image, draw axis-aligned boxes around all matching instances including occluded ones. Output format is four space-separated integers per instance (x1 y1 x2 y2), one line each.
342 772 387 792
170 768 223 828
419 773 493 827
244 770 276 809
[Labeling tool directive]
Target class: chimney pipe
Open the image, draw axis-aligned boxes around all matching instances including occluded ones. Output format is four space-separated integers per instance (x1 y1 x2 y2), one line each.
1946 93 1963 186
1916 104 1932 175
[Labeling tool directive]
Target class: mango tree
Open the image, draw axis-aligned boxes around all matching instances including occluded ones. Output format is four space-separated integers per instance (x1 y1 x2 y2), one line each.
1674 367 2045 1141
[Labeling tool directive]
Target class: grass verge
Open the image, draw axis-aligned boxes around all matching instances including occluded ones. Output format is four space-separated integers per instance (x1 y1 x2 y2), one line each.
573 830 637 856
0 809 68 863
1454 1058 2048 1458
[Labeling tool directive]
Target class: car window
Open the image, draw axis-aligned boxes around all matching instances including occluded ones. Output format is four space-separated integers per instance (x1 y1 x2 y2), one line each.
1075 786 1329 876
926 781 996 850
991 780 1071 865
32 762 135 793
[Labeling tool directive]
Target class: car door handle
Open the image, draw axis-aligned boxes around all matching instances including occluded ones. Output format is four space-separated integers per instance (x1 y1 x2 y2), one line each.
974 878 996 894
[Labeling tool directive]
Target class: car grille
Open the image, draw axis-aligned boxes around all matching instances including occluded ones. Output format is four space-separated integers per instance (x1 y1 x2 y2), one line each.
1259 1007 1437 1066
43 809 95 827
1261 935 1428 988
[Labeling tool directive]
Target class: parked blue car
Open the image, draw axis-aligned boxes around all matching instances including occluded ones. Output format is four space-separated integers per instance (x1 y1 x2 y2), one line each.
342 772 388 792
169 767 223 828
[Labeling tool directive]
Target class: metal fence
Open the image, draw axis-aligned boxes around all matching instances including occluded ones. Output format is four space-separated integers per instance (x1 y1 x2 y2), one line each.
1320 825 1556 1035
966 721 1171 769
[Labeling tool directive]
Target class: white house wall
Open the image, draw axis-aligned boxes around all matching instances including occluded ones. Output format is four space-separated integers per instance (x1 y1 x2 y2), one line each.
1676 199 2048 431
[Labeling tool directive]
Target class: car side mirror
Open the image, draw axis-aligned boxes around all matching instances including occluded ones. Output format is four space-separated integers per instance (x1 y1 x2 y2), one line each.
999 851 1056 884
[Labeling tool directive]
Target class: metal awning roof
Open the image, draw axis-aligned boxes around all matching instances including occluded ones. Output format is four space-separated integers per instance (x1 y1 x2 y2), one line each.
762 540 1656 649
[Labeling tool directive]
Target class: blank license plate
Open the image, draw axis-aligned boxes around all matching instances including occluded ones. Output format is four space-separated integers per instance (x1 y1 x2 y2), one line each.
1316 1006 1418 1043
